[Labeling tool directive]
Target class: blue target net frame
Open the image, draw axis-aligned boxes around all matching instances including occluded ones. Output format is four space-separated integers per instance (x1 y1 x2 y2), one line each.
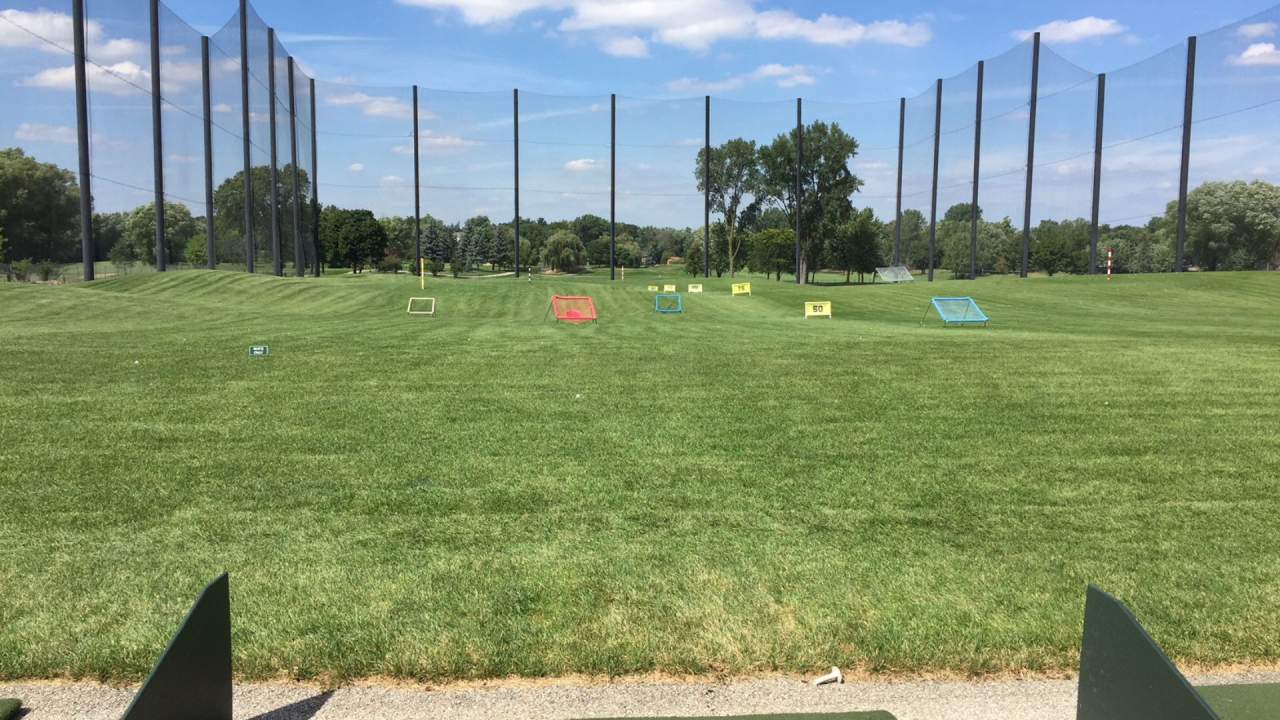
655 294 684 314
927 297 989 326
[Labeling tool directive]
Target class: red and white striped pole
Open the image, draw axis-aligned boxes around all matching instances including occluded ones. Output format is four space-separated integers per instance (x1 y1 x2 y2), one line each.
1107 247 1114 280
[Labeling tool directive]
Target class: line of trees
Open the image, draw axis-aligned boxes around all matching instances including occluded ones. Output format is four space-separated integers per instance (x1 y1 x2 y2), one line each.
890 180 1280 278
5 144 1280 278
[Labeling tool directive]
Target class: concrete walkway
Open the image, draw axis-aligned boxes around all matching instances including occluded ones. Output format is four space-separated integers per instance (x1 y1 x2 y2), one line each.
4 671 1278 719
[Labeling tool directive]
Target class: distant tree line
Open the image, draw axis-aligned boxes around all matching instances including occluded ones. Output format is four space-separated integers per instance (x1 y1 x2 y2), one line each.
5 145 1280 279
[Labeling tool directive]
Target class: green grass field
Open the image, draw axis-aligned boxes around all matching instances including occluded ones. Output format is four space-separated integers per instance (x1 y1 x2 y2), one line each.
0 268 1277 683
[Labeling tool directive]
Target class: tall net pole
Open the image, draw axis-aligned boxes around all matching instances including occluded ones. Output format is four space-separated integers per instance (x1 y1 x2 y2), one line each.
267 28 281 276
610 93 616 280
1021 32 1041 278
149 0 166 271
239 0 254 273
288 58 303 276
970 61 984 280
513 89 520 278
928 79 942 282
1090 74 1106 274
704 95 711 280
1176 37 1197 273
73 0 95 280
202 36 216 269
894 97 904 267
413 85 422 276
795 98 802 285
309 77 319 277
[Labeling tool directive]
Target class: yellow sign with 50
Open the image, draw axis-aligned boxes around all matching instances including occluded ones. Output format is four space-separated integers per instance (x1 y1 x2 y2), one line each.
804 301 832 319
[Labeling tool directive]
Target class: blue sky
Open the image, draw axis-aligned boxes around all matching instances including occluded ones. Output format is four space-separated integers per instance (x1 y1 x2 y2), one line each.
159 0 1280 101
2 0 1279 228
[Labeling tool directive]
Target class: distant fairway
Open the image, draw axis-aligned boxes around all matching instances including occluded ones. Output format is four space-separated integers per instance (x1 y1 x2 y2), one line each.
0 269 1277 682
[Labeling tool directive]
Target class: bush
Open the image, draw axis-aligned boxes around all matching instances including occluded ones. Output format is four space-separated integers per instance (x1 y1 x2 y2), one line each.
109 239 139 274
34 261 61 282
376 253 403 273
185 234 208 267
11 258 32 282
427 259 445 276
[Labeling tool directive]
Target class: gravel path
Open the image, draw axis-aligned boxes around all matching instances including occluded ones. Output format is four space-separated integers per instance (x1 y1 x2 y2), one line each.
4 671 1278 720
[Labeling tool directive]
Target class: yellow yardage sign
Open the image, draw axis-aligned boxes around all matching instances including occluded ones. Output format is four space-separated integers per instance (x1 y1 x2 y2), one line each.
732 282 752 296
663 284 677 292
688 284 703 294
647 285 660 292
805 301 832 319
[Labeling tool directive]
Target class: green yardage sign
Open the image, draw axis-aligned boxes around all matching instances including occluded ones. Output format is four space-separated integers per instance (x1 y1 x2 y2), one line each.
248 345 270 357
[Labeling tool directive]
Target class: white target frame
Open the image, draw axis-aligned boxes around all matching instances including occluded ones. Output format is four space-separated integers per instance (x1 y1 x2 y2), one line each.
407 297 437 316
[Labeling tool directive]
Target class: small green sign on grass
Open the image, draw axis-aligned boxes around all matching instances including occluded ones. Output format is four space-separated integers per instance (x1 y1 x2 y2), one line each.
248 345 270 358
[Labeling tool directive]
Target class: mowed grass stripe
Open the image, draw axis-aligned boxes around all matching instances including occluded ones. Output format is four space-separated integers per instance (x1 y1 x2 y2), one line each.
0 269 1277 681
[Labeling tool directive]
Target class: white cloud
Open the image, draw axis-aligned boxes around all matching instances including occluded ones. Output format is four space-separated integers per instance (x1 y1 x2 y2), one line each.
159 61 203 95
380 175 408 187
666 63 817 93
213 103 234 114
395 0 563 24
167 154 199 165
94 37 145 61
564 158 597 171
394 0 930 52
1237 22 1277 40
392 130 480 155
22 61 149 97
278 33 378 44
602 36 648 58
752 11 930 47
349 163 366 172
1230 42 1280 66
15 122 76 144
324 91 413 120
0 8 141 62
476 101 604 129
1014 17 1126 44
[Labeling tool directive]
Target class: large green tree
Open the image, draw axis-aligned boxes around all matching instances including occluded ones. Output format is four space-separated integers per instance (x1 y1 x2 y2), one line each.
587 233 612 267
118 201 200 266
211 164 311 265
0 148 80 263
747 228 796 281
1103 224 1172 274
542 230 586 273
696 138 759 277
1031 219 1090 276
883 208 928 271
755 121 862 283
422 215 449 262
684 231 704 277
92 211 127 261
940 215 1018 278
459 216 494 272
571 215 609 254
1166 180 1280 270
827 208 883 283
319 206 386 273
380 216 417 260
614 233 642 269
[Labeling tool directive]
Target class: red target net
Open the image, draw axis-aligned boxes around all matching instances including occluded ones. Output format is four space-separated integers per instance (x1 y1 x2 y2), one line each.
551 295 597 324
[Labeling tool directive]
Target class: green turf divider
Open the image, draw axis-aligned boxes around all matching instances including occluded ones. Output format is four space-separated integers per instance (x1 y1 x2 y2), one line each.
578 714 895 719
1077 585 1219 720
1198 684 1280 720
581 707 890 712
120 573 232 720
0 698 20 720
